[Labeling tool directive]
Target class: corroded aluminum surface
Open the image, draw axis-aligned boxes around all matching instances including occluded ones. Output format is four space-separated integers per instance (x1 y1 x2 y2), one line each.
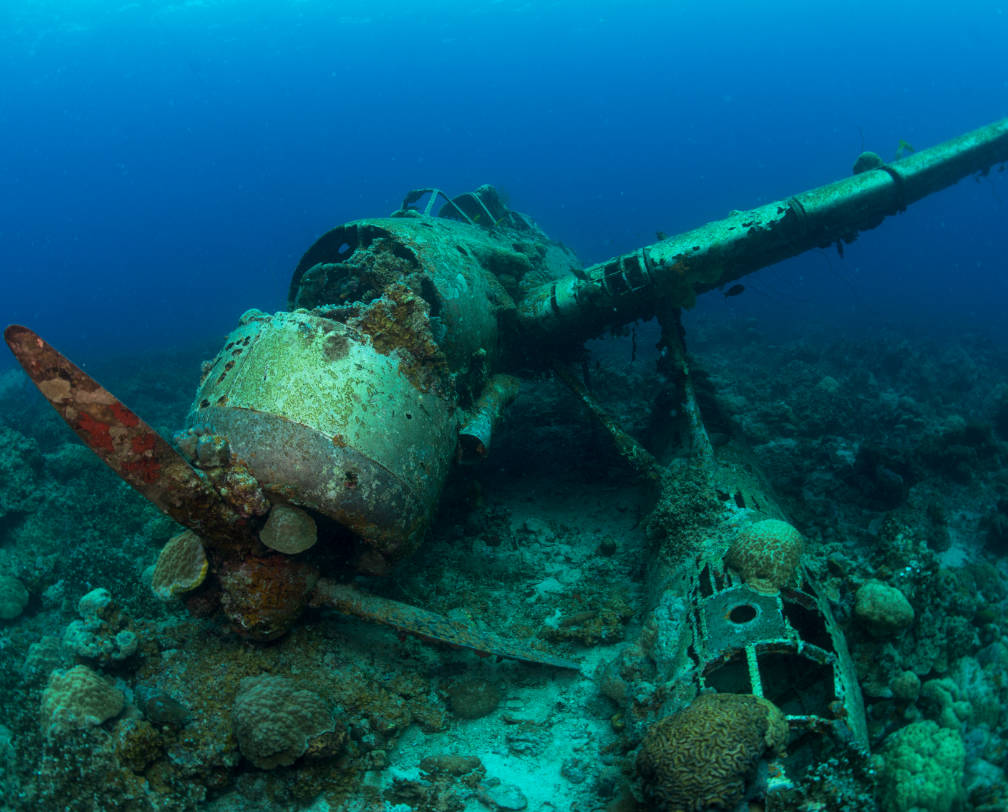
288 216 521 372
698 586 792 661
189 310 457 571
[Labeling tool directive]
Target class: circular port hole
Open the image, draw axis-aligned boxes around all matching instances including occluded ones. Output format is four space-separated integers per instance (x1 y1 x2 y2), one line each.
728 603 757 624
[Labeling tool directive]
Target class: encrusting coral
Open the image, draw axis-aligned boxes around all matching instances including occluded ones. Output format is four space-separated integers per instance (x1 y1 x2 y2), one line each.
40 664 125 737
150 530 209 599
0 574 29 620
62 587 139 664
878 719 965 812
232 674 342 769
854 580 915 638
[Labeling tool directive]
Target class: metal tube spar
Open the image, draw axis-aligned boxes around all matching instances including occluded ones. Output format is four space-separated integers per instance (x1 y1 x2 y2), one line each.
518 117 1008 343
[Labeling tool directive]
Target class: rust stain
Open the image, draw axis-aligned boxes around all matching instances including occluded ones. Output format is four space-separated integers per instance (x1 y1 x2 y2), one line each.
121 453 162 484
110 400 139 428
75 411 114 454
130 433 156 455
323 332 350 361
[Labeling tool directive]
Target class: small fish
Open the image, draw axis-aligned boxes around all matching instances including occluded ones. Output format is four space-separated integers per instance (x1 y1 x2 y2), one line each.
722 283 745 298
836 240 845 258
896 139 916 157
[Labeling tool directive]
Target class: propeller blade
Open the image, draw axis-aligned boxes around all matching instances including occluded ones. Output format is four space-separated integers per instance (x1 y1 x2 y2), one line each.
4 324 251 545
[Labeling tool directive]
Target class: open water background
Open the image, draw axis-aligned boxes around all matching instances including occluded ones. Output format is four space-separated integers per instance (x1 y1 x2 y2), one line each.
1 0 1006 366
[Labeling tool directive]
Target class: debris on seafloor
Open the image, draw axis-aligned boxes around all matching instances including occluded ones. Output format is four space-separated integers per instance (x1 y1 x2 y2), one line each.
311 580 581 671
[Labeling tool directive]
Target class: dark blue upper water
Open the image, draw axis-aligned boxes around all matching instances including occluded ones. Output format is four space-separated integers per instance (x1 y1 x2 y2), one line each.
2 1 1006 366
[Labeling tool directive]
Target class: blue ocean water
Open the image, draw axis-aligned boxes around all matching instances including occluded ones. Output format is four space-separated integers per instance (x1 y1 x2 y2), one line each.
1 0 1006 366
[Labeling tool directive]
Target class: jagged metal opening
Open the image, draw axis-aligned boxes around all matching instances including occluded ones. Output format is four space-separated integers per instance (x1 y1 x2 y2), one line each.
697 561 726 598
703 650 751 693
289 224 370 304
288 224 430 313
702 645 837 719
780 590 833 652
757 649 837 717
419 276 442 317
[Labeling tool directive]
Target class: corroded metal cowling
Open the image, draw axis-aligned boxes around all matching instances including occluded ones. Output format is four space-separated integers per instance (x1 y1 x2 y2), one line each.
188 209 579 573
189 308 457 573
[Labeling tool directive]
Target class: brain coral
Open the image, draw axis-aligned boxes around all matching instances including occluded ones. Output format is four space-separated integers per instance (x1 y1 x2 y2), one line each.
725 519 804 593
232 674 337 769
636 692 788 811
41 664 125 737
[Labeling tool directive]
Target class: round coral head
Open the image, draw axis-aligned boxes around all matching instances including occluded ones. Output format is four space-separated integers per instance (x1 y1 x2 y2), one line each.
725 518 804 594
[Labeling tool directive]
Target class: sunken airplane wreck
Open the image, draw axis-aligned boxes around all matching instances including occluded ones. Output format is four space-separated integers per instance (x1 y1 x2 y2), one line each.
7 118 1008 809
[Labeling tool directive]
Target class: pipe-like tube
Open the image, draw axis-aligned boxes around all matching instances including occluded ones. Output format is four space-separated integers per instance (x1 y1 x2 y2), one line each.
519 117 1008 342
458 373 520 462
